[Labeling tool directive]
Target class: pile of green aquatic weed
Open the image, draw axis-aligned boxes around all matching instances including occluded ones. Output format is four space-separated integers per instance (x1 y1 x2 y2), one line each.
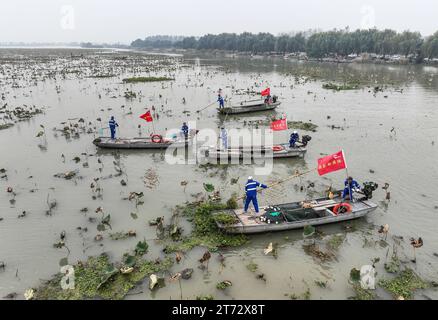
322 82 360 91
34 253 173 300
122 76 174 83
350 283 376 300
379 268 428 299
163 201 247 253
327 234 346 251
287 121 318 132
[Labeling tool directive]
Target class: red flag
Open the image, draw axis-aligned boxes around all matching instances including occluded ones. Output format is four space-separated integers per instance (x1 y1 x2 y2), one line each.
261 88 270 96
140 111 153 122
270 118 288 131
317 150 347 176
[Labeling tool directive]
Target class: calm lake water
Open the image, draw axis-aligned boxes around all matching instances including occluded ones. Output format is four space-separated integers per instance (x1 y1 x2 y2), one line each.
0 48 437 300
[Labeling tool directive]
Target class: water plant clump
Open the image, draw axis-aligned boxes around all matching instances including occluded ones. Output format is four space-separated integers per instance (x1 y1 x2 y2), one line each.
163 202 247 253
327 234 345 250
246 262 258 273
350 283 375 300
287 121 318 132
214 213 239 226
322 82 360 91
378 268 428 299
216 280 232 290
34 253 173 300
122 76 174 83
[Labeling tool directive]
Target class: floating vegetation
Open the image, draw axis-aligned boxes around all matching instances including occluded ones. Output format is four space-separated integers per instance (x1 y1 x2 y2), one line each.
303 244 334 262
122 76 174 83
163 202 247 253
350 283 375 300
134 240 149 255
34 253 173 300
246 262 258 273
0 123 14 130
322 82 360 91
327 234 346 250
288 288 311 300
315 280 328 288
54 170 77 180
384 254 401 273
216 280 232 290
123 90 137 99
348 268 375 300
287 121 318 132
203 183 215 193
109 231 137 240
379 269 428 299
213 213 238 226
0 104 44 130
144 169 159 189
303 225 316 237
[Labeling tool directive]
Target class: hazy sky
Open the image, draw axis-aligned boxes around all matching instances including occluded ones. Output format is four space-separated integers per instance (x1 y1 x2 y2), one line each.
1 0 437 43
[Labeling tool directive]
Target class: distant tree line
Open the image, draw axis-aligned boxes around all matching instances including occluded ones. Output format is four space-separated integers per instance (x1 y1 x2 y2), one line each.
131 29 438 60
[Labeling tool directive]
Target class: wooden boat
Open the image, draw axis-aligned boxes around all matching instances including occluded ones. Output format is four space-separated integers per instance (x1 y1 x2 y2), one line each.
218 102 280 115
93 130 197 149
214 192 378 234
200 143 306 160
231 98 280 108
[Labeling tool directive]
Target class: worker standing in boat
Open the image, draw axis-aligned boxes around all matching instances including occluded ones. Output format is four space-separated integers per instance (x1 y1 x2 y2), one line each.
289 130 299 148
342 176 361 202
244 176 268 215
109 116 119 140
217 94 225 109
181 122 189 139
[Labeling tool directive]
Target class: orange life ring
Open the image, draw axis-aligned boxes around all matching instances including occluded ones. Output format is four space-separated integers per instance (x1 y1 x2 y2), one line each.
272 145 284 152
333 203 353 215
151 134 163 143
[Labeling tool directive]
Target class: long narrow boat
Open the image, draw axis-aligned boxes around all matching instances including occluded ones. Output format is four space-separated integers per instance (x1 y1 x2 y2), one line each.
231 98 279 108
93 130 198 149
200 143 306 160
214 193 377 234
93 137 189 149
218 101 280 115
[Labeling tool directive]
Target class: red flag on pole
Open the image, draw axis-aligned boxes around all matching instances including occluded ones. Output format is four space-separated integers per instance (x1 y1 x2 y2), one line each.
270 118 288 131
140 111 153 122
261 88 270 96
317 150 347 176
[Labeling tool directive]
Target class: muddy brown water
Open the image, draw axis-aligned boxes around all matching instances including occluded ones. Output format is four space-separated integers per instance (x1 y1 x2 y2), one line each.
0 48 437 300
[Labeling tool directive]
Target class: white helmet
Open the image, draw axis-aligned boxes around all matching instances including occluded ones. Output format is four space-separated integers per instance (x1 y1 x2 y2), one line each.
248 176 253 180
293 130 298 134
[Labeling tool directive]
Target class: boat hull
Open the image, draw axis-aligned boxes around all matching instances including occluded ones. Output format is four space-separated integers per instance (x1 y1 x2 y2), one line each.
93 137 190 149
200 144 306 160
218 102 280 115
215 198 377 234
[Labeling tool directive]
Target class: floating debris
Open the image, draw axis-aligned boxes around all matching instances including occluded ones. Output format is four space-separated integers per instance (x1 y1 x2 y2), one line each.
216 280 232 290
181 268 193 280
54 170 77 180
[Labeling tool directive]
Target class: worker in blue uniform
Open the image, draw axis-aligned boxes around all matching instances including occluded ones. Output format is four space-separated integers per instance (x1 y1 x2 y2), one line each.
289 130 299 148
342 176 361 201
109 116 119 140
244 176 268 214
217 95 225 109
181 122 189 139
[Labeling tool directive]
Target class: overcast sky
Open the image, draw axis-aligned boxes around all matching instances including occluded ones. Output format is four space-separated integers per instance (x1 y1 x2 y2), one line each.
1 0 437 43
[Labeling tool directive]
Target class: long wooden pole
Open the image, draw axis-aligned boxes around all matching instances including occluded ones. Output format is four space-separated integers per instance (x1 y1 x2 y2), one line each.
196 101 216 113
235 168 317 201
